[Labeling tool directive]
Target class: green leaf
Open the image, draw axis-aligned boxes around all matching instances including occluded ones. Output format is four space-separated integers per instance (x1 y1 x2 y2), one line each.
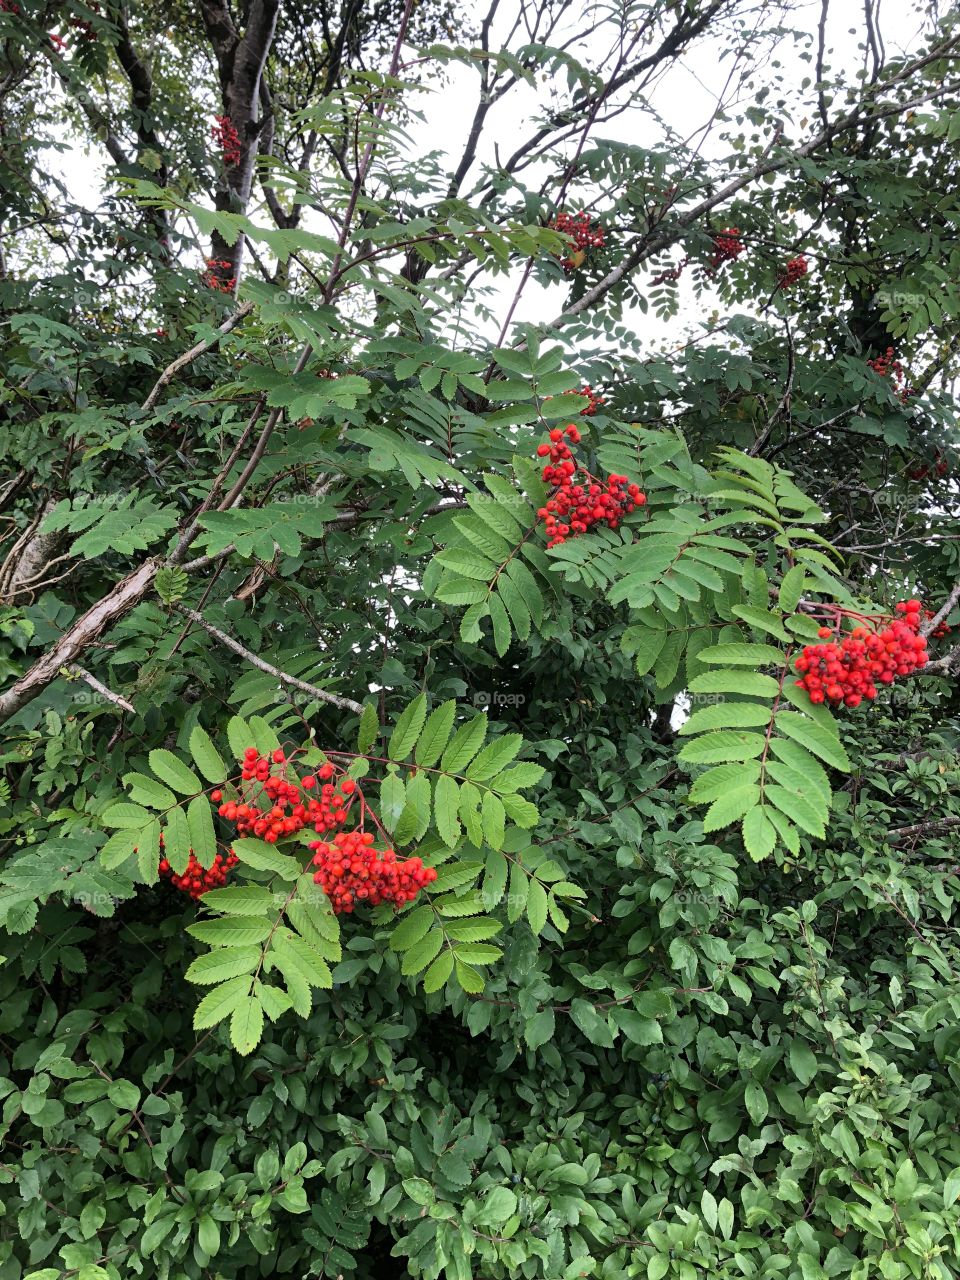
767 737 832 802
524 1007 555 1050
389 693 428 761
481 791 505 849
499 574 532 641
136 818 161 885
400 928 444 976
779 564 806 612
440 713 488 773
99 828 138 870
745 1080 768 1125
677 731 767 763
789 1038 818 1085
187 794 217 870
123 773 177 809
226 715 253 762
490 762 544 791
466 734 523 782
231 837 301 879
163 806 192 875
731 604 790 642
185 947 261 985
393 770 432 846
701 643 787 667
688 669 781 696
467 489 523 542
435 548 497 579
615 1009 663 1045
379 769 406 833
101 803 152 829
414 700 457 767
188 726 227 785
201 885 276 915
436 576 489 606
434 774 461 847
679 702 772 734
702 785 761 832
688 761 761 803
476 1186 518 1226
488 593 511 655
775 711 851 771
148 749 202 795
455 957 483 993
187 916 273 946
742 808 777 860
230 996 265 1055
764 785 826 838
527 879 548 935
272 934 332 988
193 977 256 1029
197 1212 220 1256
626 628 668 677
422 949 454 993
357 702 379 753
569 999 615 1047
389 904 435 951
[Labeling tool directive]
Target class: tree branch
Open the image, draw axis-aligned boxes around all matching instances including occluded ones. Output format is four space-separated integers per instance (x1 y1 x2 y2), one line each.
141 301 254 414
0 557 163 724
64 665 135 714
171 604 363 714
921 579 960 639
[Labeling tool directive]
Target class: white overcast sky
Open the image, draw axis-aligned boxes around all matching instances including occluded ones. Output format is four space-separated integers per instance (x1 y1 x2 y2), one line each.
48 1 930 350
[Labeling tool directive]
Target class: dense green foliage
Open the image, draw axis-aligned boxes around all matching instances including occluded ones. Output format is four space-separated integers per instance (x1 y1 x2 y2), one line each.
2 1 960 1278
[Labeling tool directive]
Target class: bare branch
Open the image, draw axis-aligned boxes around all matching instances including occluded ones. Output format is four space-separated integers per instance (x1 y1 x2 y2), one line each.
0 557 163 725
64 665 135 714
921 579 960 639
142 302 254 414
171 604 363 714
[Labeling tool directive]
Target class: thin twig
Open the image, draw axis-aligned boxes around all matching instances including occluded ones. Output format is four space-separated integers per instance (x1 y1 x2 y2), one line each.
142 301 254 413
921 578 960 639
64 665 135 714
171 604 363 714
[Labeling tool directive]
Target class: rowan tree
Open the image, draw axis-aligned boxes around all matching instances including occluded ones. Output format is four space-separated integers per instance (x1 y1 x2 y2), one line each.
1 1 960 1277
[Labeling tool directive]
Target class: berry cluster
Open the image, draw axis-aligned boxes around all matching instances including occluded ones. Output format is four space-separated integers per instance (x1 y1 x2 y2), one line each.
212 115 241 166
310 831 437 914
210 747 436 916
650 257 688 286
536 424 646 547
160 846 239 900
572 384 605 416
908 448 949 482
202 258 236 293
779 255 808 288
68 13 97 40
867 346 913 403
794 599 928 707
0 1 20 13
553 211 604 271
214 749 356 843
710 227 743 271
922 605 952 639
867 346 903 380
